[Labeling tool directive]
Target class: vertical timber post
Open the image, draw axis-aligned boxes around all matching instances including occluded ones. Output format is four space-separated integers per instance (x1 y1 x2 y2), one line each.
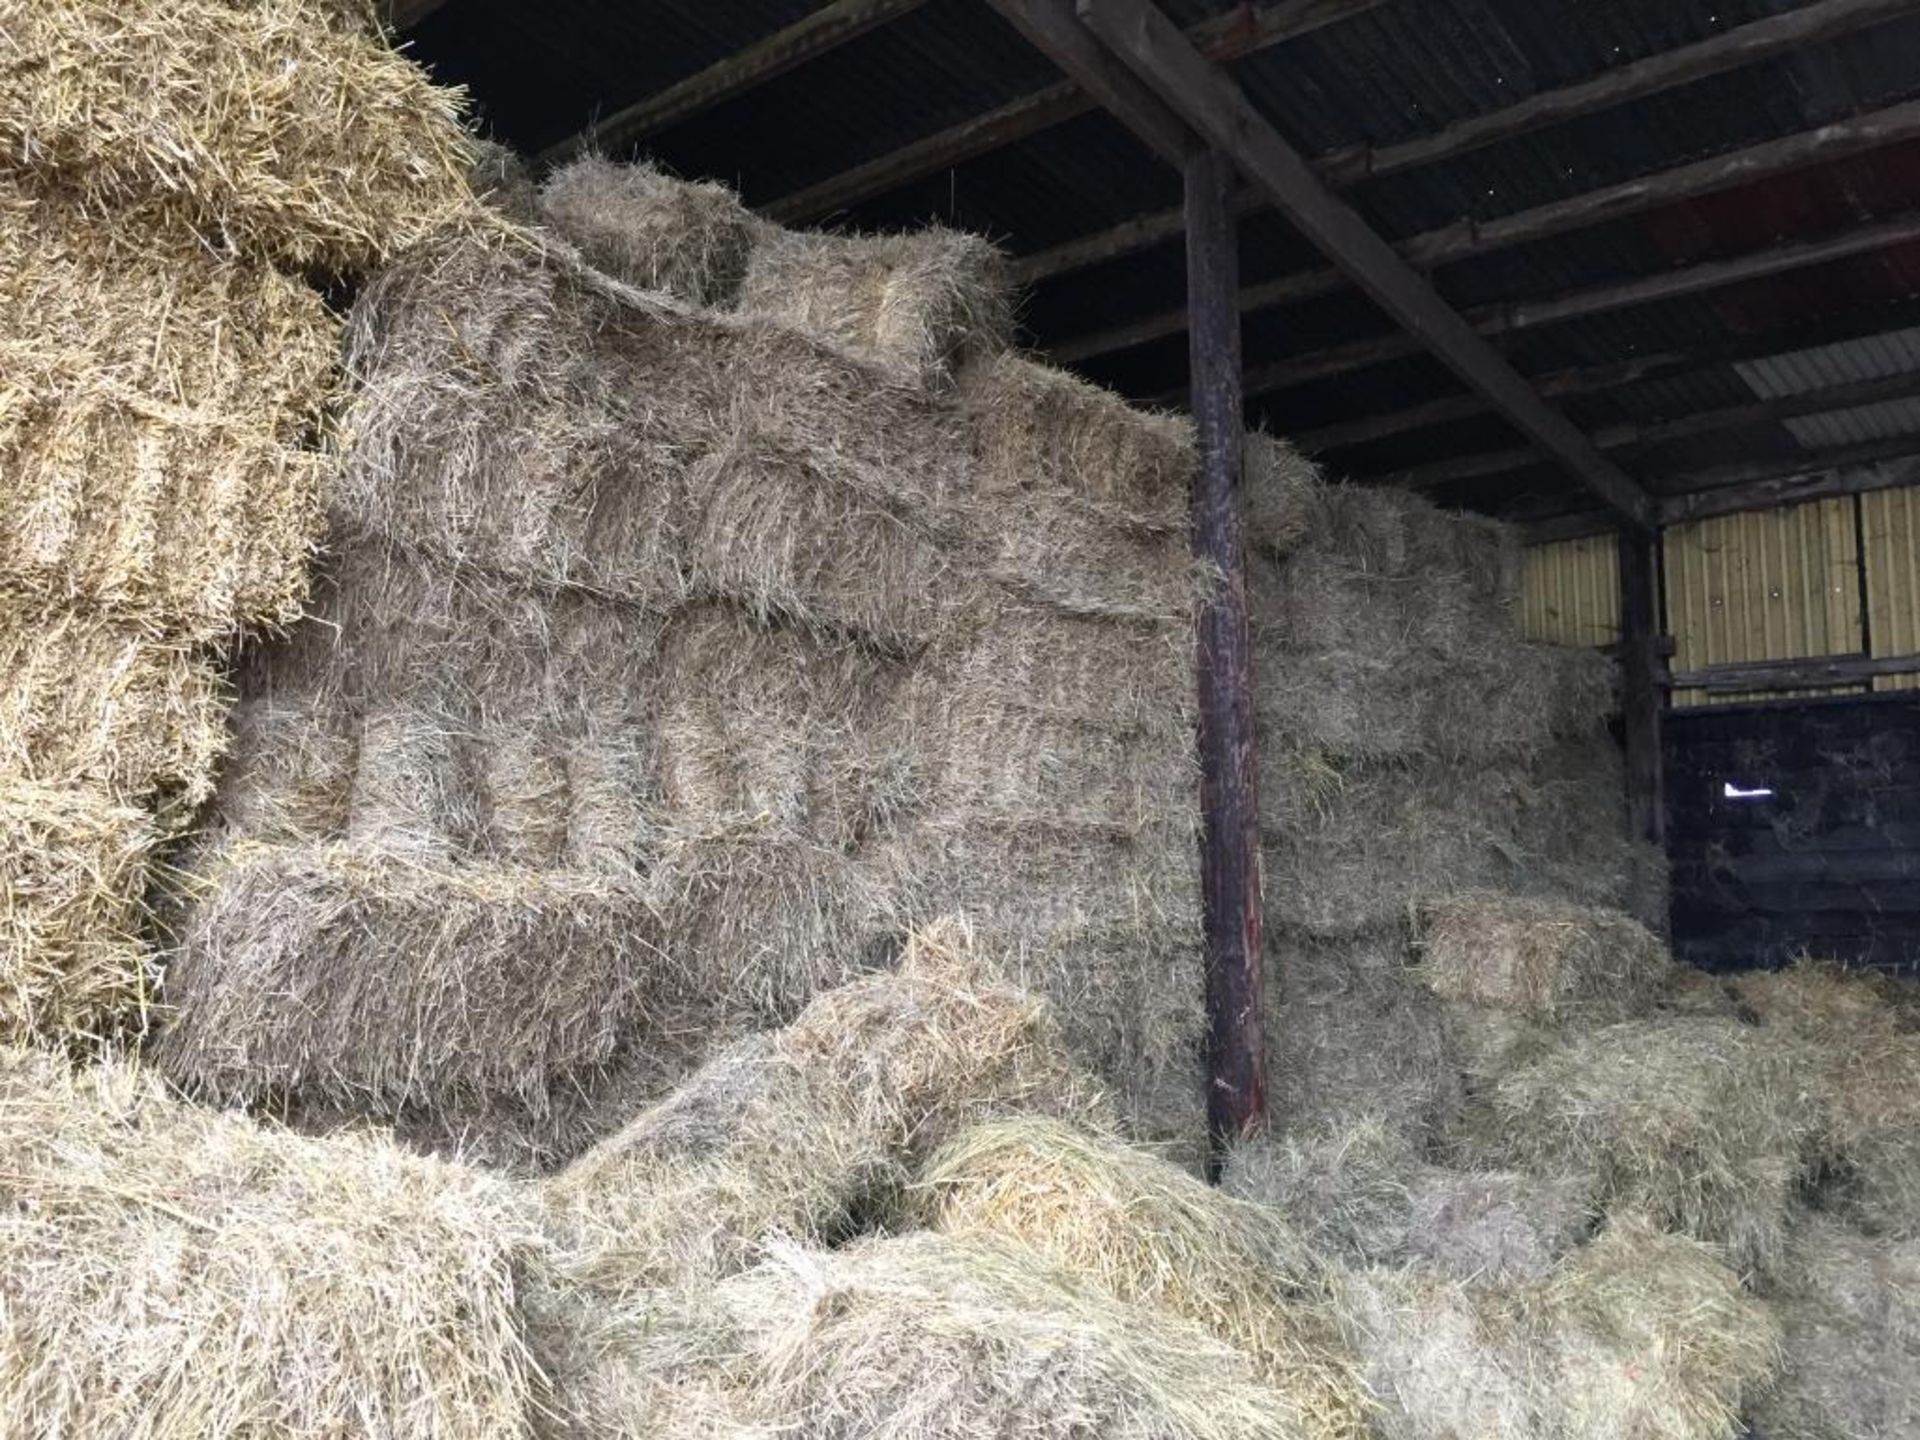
1186 147 1265 1174
1618 527 1666 848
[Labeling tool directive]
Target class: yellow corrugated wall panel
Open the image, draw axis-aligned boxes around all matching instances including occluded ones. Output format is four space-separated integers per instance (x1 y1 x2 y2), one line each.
1863 485 1920 693
1522 534 1620 647
1664 496 1863 707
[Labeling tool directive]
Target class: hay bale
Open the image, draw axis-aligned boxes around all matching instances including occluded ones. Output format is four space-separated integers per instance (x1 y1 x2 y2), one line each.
1412 892 1671 1022
1749 1216 1920 1438
155 839 665 1115
0 1044 538 1438
1486 1018 1825 1279
1405 1169 1593 1282
698 1232 1324 1437
1244 431 1319 557
211 693 357 845
0 777 157 1047
958 351 1192 514
0 185 333 632
0 603 227 807
1655 964 1738 1018
538 156 753 306
469 139 541 224
738 222 1012 387
912 1117 1375 1437
0 0 478 270
540 923 1104 1292
1342 1218 1779 1440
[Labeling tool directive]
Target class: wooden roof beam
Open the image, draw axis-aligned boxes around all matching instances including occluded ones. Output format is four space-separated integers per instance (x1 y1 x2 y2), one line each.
541 0 929 166
1077 0 1653 528
1017 0 1919 283
765 0 1383 224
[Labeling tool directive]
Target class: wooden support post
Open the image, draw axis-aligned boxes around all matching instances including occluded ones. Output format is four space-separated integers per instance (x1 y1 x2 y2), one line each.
1186 148 1265 1169
1618 528 1666 850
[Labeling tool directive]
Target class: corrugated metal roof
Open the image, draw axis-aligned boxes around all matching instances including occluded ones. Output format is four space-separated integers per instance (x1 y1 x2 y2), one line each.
1735 324 1920 395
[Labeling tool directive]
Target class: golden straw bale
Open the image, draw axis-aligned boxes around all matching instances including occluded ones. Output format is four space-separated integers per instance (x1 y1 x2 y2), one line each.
0 603 227 806
912 1117 1374 1438
1412 892 1671 1023
539 922 1105 1294
538 155 753 305
1487 1018 1825 1279
0 0 478 270
0 776 157 1047
739 222 1013 387
154 839 665 1115
958 350 1193 513
0 1044 539 1439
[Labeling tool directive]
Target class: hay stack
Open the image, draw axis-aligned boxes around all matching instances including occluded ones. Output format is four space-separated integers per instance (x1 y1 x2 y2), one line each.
1341 1219 1779 1440
0 1044 538 1438
539 155 753 305
1486 1018 1824 1279
1413 893 1670 1022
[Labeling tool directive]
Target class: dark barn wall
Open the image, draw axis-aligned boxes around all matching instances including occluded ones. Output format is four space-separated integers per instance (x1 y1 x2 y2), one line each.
1665 694 1920 973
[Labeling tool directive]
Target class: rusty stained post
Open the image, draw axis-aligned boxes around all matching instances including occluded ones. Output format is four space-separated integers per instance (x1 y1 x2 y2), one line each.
1185 146 1265 1174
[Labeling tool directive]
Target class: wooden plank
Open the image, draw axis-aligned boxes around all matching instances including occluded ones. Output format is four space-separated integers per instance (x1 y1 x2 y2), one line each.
768 0 1382 224
1183 148 1266 1162
1018 0 1918 283
1050 99 1920 362
1670 651 1920 692
1080 0 1654 529
1619 529 1667 847
541 0 928 164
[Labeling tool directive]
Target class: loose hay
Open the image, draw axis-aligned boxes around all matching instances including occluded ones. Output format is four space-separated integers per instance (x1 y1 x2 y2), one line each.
0 0 479 270
912 1117 1374 1437
539 156 753 306
1412 892 1671 1023
0 777 157 1047
1487 1018 1825 1279
739 222 1013 387
0 1044 538 1438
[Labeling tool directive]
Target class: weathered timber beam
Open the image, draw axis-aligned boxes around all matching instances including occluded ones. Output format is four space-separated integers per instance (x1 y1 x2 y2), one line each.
1050 98 1920 363
1619 530 1667 846
542 0 928 165
1672 651 1920 693
1082 0 1652 528
1017 0 1918 282
766 0 1381 224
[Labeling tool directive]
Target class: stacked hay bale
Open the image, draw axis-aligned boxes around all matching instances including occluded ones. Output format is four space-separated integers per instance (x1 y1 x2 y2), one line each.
159 155 1204 1164
0 0 475 1049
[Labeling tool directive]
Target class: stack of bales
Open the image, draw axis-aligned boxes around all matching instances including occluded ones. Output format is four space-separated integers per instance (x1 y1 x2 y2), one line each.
0 0 474 1050
158 154 1206 1165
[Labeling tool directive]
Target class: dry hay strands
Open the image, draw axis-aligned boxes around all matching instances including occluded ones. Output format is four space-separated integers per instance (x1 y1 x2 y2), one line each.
538 155 754 307
666 1232 1325 1439
1244 431 1321 558
1289 478 1524 606
1341 1217 1779 1440
0 776 159 1048
0 602 228 810
1412 892 1672 1023
538 920 1105 1295
911 1117 1376 1438
1749 1215 1920 1438
468 140 541 225
154 838 667 1117
958 351 1193 515
0 0 479 271
0 184 336 631
977 485 1208 625
738 220 1014 389
1485 1016 1826 1281
0 1044 540 1438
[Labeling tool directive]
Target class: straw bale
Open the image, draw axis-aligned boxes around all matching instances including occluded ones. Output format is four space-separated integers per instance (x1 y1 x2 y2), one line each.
1224 1117 1424 1264
1342 1218 1779 1440
1656 963 1739 1018
1440 999 1559 1086
1487 1018 1825 1279
540 923 1104 1293
1405 1169 1593 1282
538 156 753 306
155 839 664 1115
739 222 1013 387
698 1231 1324 1438
1413 892 1671 1023
0 1044 539 1438
0 186 334 631
1749 1216 1920 1439
958 350 1193 514
913 1117 1375 1437
0 602 227 806
1245 431 1320 558
206 693 356 845
0 777 157 1047
0 0 478 270
470 139 541 224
